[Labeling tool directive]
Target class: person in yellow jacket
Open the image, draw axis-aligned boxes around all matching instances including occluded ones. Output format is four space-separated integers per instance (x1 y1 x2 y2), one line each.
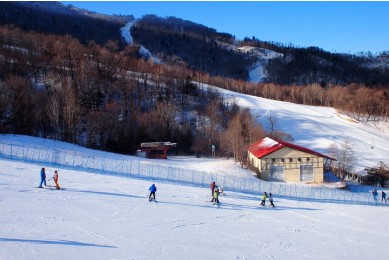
260 192 268 206
213 188 220 204
53 170 60 190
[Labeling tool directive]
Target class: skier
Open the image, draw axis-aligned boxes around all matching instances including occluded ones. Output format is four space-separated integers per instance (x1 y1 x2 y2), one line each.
38 167 47 188
53 170 60 190
382 191 387 202
210 181 218 197
372 189 378 201
268 193 275 207
260 192 268 206
149 184 157 201
213 188 220 205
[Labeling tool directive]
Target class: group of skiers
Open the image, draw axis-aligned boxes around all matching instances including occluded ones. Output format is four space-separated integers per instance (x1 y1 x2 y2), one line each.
38 167 60 189
210 181 221 204
38 168 155 201
37 168 157 202
38 167 388 207
372 189 387 202
260 191 275 207
210 181 274 207
148 181 274 207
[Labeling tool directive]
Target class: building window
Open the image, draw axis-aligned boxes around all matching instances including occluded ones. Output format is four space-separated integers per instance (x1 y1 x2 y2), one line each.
272 158 276 163
289 158 293 162
298 158 302 162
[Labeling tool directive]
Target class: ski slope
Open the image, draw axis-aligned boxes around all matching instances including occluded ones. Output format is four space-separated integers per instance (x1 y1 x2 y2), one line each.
201 83 389 172
1 152 389 260
1 81 389 259
120 20 161 64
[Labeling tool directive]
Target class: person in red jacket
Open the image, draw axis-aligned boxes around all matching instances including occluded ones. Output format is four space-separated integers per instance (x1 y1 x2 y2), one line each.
209 182 217 198
53 170 60 190
209 182 219 202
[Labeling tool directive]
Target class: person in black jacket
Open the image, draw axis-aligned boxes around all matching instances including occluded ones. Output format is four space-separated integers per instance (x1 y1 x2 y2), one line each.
269 193 275 207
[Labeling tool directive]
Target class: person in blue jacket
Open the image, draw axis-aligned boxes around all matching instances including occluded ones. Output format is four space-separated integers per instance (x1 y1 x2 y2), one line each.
38 167 47 188
372 189 378 201
149 184 157 201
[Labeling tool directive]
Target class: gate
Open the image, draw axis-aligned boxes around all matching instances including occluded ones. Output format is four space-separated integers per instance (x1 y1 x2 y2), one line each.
300 165 313 182
270 166 285 181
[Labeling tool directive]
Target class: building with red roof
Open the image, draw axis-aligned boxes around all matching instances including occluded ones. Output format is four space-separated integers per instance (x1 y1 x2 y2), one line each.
248 137 335 183
136 142 177 159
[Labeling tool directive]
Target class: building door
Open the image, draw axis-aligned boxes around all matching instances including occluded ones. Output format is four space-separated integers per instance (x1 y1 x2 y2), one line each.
300 165 313 181
270 166 284 181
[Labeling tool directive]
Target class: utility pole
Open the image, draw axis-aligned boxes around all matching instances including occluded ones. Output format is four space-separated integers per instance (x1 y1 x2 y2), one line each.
211 144 215 159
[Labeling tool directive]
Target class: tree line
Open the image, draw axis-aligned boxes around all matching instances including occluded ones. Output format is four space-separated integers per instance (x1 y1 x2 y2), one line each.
132 15 389 86
0 25 266 164
0 24 387 167
203 76 389 122
0 1 129 47
131 15 254 80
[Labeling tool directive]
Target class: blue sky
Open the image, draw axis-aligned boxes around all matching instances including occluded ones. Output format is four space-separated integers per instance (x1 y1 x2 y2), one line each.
62 1 389 54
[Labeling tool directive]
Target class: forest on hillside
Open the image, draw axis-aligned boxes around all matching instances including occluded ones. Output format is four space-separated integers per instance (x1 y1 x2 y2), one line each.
0 24 388 165
0 1 127 46
131 15 255 80
266 46 389 86
0 25 266 164
132 15 389 86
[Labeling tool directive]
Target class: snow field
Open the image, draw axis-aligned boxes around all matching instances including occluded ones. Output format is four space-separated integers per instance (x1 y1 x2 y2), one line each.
0 137 385 206
1 158 389 260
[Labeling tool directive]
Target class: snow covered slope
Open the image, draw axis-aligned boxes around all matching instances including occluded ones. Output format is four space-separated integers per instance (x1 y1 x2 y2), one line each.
1 154 389 259
237 46 283 83
218 42 283 83
120 20 161 64
200 83 389 172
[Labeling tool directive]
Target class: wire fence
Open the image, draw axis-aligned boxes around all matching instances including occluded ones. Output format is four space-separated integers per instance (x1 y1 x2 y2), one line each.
0 141 386 207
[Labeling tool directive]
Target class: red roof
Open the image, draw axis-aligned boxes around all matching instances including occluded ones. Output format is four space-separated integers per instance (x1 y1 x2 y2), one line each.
248 137 335 160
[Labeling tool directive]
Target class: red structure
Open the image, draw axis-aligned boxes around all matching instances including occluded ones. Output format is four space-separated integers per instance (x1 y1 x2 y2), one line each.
136 142 177 159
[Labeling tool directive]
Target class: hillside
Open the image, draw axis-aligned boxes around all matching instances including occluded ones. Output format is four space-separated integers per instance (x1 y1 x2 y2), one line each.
130 16 389 85
195 82 389 172
1 136 389 259
131 15 253 80
0 2 388 85
0 1 131 46
0 3 389 166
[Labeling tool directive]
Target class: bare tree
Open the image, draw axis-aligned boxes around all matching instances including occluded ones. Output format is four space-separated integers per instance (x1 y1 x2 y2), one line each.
327 137 355 180
59 82 81 142
46 90 61 139
221 109 265 166
7 76 36 134
143 101 178 141
265 114 278 137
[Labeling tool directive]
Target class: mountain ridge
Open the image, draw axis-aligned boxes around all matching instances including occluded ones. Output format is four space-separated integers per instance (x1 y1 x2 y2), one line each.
1 1 388 86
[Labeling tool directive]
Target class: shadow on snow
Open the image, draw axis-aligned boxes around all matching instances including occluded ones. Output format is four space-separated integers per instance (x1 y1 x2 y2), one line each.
0 237 116 248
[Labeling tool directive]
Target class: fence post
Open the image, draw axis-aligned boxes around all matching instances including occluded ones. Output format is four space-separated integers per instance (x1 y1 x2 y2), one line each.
130 159 134 175
138 160 141 175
